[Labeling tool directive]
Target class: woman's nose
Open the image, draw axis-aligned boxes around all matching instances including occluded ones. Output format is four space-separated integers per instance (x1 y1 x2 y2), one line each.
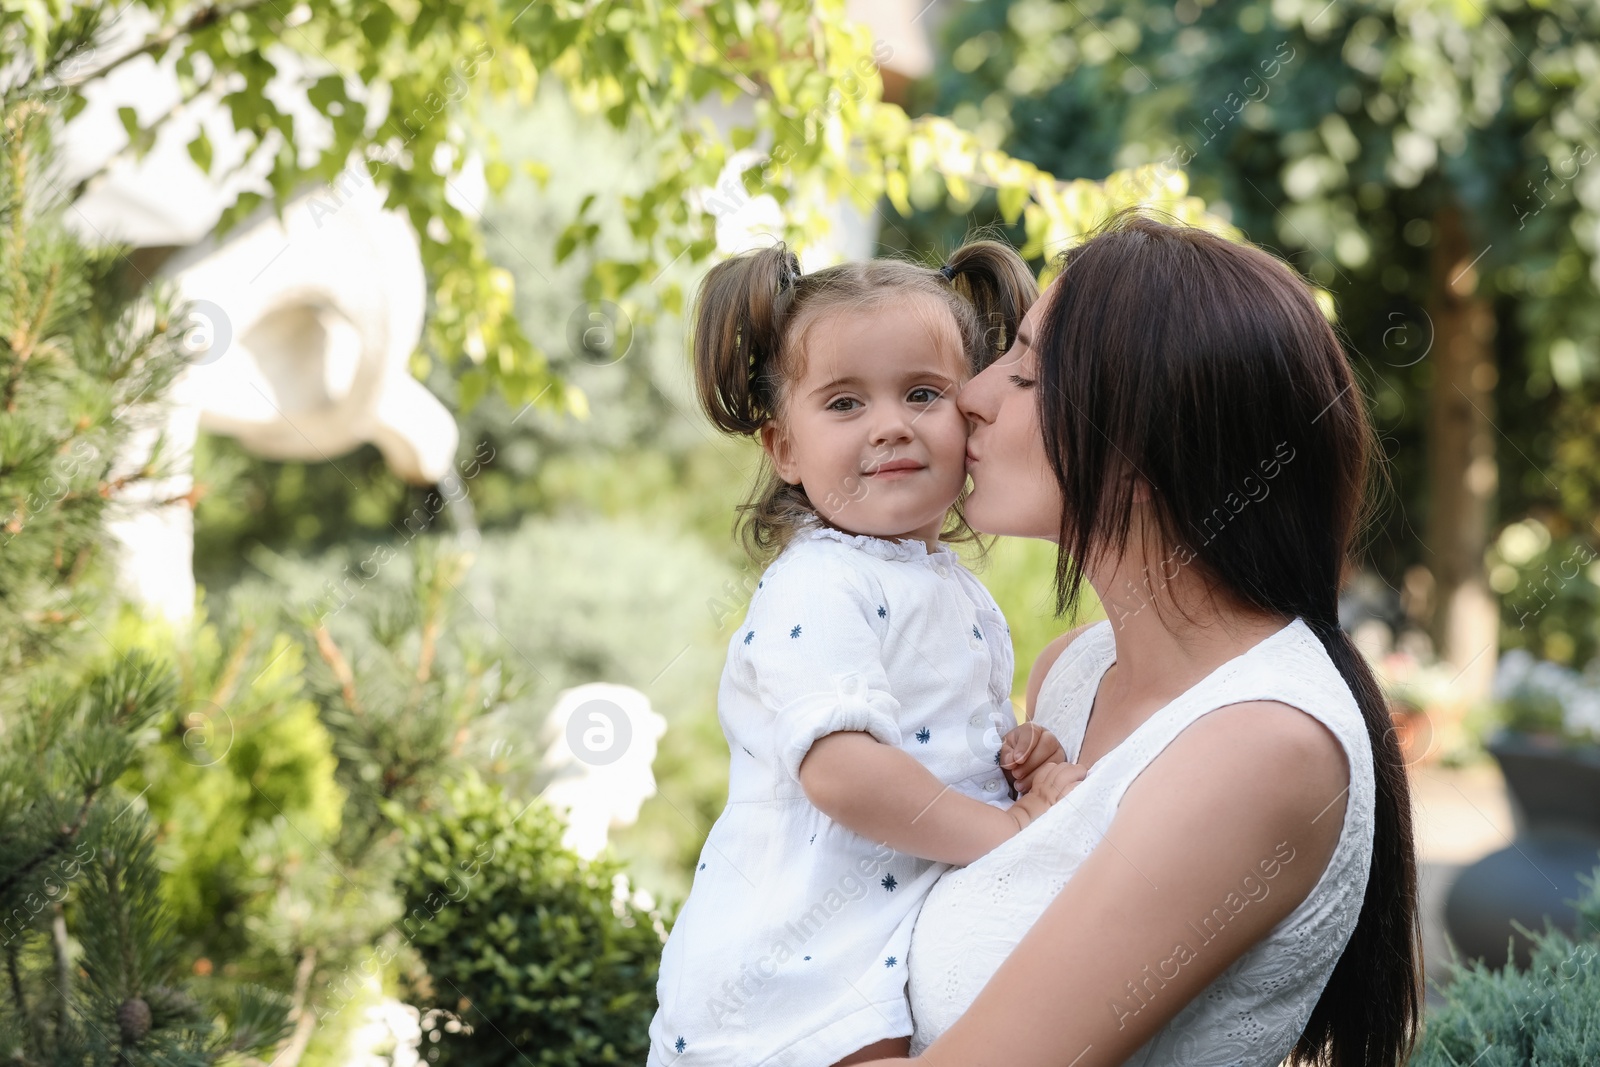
957 364 993 423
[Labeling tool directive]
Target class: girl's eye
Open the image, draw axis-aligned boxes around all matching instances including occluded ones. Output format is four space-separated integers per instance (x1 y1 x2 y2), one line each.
827 397 859 412
1008 374 1036 389
908 386 943 403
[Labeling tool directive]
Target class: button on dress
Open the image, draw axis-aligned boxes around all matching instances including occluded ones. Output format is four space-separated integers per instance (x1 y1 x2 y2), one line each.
645 514 1016 1066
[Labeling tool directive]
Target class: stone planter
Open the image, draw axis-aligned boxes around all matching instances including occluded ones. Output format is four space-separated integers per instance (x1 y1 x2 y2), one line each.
1442 731 1600 969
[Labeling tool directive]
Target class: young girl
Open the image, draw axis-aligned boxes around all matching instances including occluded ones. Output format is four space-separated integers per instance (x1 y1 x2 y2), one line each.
645 241 1084 1067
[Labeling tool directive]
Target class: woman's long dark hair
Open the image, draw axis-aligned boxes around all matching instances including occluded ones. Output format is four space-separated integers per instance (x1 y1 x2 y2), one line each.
1034 212 1422 1066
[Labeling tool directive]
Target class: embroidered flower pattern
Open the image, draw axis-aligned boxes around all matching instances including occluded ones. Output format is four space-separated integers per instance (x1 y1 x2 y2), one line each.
972 624 983 641
881 873 897 892
675 1036 686 1053
884 956 898 968
743 630 754 645
916 727 931 743
790 624 802 638
877 605 887 618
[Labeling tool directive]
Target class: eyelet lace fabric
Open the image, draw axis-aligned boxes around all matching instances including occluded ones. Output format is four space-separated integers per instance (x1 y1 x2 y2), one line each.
906 618 1376 1066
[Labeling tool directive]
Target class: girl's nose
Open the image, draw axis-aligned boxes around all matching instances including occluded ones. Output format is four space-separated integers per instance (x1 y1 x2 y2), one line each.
870 408 914 446
876 415 915 447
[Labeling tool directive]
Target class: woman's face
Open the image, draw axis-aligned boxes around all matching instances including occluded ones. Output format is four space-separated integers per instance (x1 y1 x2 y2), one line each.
956 287 1064 541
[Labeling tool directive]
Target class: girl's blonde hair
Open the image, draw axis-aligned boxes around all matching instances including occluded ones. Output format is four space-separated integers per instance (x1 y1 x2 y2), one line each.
691 237 1038 565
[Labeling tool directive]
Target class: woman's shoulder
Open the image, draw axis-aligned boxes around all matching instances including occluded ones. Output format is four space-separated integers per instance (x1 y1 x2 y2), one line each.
1024 618 1110 721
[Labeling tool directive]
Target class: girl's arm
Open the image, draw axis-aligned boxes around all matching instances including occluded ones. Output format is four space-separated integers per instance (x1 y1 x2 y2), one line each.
797 731 1051 865
847 699 1350 1066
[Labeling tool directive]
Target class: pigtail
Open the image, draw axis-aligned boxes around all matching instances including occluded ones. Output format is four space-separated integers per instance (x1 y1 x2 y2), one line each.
940 239 1039 373
692 243 803 435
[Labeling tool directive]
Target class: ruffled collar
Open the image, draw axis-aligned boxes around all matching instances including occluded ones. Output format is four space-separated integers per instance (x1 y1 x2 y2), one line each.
795 515 958 564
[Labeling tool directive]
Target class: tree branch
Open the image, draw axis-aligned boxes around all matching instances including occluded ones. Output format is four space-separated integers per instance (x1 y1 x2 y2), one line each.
59 0 276 90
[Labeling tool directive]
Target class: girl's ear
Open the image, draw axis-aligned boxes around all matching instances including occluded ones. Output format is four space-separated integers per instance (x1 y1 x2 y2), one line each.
760 420 800 484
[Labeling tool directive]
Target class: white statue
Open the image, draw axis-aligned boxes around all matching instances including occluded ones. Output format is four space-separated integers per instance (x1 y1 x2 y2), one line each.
536 682 669 862
57 19 460 622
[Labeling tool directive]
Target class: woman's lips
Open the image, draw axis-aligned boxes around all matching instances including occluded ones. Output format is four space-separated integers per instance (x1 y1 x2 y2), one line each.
965 450 979 466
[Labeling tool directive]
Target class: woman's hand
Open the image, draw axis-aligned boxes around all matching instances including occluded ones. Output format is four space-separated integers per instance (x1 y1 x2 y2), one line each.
999 722 1067 794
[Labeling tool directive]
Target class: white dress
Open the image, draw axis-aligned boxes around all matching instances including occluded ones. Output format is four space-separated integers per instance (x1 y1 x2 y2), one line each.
646 515 1017 1067
907 617 1376 1065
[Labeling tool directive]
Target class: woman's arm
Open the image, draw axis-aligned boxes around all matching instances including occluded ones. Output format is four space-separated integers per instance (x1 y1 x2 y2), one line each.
798 732 1053 865
855 699 1351 1066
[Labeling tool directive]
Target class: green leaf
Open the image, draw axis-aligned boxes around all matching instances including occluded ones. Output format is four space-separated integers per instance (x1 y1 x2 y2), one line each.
885 169 911 216
361 7 393 47
997 182 1028 225
187 129 213 174
484 160 511 193
116 105 140 143
521 160 551 188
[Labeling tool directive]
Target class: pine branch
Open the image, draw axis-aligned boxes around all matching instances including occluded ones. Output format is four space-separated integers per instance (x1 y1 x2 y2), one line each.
49 904 69 1041
5 944 45 1059
267 948 316 1067
310 625 361 715
2 261 59 412
210 623 255 710
0 774 100 900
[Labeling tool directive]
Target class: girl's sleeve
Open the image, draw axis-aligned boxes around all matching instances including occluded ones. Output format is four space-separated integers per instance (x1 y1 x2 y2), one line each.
741 552 902 784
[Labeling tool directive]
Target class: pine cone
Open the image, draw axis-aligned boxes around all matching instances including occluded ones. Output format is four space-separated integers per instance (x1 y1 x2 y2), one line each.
117 996 152 1043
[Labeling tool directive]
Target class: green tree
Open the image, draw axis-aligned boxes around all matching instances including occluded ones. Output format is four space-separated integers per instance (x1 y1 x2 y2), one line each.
924 0 1600 682
11 0 1222 419
0 98 290 1064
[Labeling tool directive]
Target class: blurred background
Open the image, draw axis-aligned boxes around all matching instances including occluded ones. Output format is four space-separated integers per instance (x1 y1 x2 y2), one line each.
3 1 1600 1064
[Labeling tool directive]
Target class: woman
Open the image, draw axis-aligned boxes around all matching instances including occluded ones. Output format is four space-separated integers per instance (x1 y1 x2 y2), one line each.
857 214 1423 1066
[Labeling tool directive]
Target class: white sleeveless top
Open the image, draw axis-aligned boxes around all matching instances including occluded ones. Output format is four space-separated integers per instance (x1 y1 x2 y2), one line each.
906 617 1376 1065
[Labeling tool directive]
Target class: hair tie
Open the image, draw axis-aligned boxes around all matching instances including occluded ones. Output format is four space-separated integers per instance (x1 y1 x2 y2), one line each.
779 257 801 295
938 263 956 281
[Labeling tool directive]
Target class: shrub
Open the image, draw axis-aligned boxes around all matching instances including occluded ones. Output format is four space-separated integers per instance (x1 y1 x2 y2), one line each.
1410 865 1600 1064
391 773 667 1066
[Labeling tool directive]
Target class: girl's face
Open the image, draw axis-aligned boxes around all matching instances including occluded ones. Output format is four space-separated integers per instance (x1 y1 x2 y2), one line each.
760 296 969 547
955 287 1064 540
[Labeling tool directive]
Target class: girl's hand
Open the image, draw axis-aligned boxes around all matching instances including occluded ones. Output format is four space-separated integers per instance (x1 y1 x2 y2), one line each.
1003 759 1088 834
1029 758 1087 805
999 722 1067 795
